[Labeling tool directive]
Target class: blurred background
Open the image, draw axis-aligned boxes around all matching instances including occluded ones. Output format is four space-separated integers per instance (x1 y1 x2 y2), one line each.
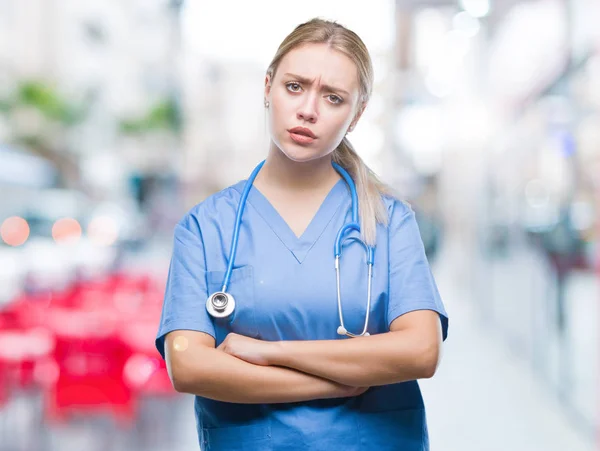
0 0 598 450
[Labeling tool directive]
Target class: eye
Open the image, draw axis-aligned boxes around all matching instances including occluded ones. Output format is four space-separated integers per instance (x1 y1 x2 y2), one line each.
286 82 302 92
327 94 343 105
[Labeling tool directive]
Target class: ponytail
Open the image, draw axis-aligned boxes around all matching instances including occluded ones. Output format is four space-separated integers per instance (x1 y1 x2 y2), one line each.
332 138 393 246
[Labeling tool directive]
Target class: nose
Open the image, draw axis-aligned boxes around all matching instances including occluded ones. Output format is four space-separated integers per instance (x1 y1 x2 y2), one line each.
297 95 318 123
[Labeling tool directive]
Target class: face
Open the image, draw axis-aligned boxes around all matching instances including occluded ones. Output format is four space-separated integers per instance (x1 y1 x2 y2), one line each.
264 43 365 163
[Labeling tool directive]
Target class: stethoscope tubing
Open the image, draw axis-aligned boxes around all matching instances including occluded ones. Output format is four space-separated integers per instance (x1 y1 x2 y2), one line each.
212 159 374 337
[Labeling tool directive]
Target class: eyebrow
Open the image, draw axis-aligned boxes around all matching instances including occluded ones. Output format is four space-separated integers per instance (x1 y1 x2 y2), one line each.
283 73 350 96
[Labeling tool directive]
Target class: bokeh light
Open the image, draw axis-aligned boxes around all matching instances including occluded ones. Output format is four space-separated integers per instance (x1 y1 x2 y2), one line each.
459 0 490 18
1 216 30 246
87 215 119 246
52 217 82 243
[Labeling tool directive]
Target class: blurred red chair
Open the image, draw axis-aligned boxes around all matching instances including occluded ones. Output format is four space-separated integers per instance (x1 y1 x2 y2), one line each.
120 320 175 396
43 308 136 427
0 360 8 408
0 328 55 389
1 270 169 433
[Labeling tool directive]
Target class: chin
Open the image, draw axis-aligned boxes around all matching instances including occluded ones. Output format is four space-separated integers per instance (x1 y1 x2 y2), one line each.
275 139 328 163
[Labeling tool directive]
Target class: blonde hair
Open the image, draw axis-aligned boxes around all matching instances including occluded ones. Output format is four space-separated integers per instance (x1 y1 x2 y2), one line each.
266 18 394 245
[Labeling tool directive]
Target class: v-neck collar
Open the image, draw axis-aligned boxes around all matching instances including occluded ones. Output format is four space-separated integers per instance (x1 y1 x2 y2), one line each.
232 178 347 264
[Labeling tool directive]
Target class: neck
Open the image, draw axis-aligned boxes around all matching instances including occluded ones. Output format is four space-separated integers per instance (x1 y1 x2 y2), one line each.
257 144 340 193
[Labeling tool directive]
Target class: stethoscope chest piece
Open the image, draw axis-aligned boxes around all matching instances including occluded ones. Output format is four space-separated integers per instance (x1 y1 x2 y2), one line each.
206 292 236 319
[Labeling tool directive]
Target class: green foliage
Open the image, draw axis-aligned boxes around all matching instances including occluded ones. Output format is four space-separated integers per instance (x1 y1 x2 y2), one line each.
119 97 181 135
0 80 180 138
0 98 10 113
0 80 85 125
16 134 44 149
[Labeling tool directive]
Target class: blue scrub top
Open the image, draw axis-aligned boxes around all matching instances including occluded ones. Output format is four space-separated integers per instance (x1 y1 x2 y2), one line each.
156 177 449 451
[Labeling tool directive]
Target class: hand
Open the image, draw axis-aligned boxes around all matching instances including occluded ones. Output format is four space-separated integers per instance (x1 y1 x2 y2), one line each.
217 333 278 366
324 383 369 400
345 385 369 397
339 385 369 398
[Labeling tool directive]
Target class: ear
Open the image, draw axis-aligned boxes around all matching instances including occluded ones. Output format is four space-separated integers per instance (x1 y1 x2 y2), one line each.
264 73 272 102
348 101 367 132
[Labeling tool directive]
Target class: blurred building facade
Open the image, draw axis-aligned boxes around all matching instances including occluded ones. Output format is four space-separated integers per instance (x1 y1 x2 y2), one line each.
1 0 183 218
389 0 600 437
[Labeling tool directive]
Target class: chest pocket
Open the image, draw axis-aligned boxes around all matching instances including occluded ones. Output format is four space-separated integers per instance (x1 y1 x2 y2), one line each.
206 265 258 344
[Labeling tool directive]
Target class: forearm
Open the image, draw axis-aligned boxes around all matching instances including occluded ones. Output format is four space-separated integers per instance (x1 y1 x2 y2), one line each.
271 329 438 387
171 346 352 404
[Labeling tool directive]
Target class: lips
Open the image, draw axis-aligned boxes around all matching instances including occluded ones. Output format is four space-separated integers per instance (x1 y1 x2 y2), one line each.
288 127 316 139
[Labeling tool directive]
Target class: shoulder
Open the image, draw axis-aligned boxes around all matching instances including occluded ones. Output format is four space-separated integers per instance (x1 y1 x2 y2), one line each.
380 195 423 247
176 181 246 236
381 194 414 225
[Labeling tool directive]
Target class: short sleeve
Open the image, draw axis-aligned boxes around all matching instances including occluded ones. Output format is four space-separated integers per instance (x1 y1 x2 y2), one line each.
155 215 216 359
387 201 449 341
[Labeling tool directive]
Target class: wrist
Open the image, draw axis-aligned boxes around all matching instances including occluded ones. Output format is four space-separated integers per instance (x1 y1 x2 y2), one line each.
268 340 287 366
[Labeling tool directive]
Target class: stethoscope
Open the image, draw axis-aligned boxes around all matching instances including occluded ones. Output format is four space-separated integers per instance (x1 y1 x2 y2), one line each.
206 159 374 338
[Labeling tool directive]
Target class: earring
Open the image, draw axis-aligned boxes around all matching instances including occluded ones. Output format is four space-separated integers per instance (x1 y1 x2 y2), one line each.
264 100 270 108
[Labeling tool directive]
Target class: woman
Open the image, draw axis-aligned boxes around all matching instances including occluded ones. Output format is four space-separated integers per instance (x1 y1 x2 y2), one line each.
155 18 449 451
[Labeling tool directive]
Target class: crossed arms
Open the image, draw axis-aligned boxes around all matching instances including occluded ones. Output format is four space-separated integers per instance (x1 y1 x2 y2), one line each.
164 309 442 404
